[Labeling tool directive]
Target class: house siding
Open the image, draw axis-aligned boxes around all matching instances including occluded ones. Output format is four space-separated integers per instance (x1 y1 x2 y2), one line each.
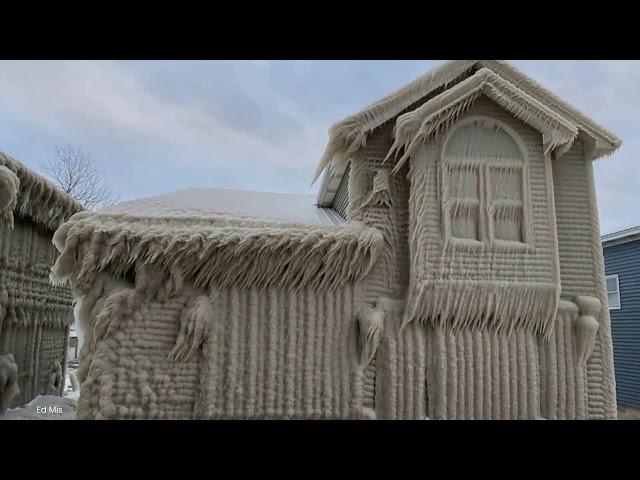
0 216 74 407
332 163 350 220
603 239 640 407
552 142 617 418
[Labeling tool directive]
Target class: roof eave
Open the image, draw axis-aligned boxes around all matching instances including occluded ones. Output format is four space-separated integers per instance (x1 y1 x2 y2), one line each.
602 226 640 245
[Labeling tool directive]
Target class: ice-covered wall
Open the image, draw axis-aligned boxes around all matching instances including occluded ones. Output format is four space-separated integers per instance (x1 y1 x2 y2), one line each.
0 218 74 410
342 120 415 418
350 95 615 419
51 210 384 419
403 98 560 336
76 281 368 419
0 153 81 412
552 141 617 419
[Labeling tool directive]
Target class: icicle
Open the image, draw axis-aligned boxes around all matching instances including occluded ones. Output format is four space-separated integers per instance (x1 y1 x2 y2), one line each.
574 296 601 366
357 304 384 369
0 354 19 413
0 152 83 231
92 288 141 348
168 293 213 362
384 68 579 175
360 169 393 209
0 165 19 228
50 211 384 295
312 61 481 183
46 360 63 395
402 280 559 338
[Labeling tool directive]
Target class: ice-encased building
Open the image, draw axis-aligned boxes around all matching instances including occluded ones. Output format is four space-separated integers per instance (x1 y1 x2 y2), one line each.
0 152 83 411
51 60 621 419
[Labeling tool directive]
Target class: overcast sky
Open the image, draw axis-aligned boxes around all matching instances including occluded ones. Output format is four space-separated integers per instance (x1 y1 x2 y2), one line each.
0 60 636 234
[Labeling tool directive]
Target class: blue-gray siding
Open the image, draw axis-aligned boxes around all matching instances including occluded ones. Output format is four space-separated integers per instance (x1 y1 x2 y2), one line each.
603 239 640 407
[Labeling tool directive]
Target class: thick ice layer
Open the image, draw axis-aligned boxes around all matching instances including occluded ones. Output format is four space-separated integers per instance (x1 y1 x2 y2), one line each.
313 60 621 185
51 211 384 295
0 152 83 231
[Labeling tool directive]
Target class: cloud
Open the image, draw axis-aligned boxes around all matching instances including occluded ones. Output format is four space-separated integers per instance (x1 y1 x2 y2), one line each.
0 60 329 174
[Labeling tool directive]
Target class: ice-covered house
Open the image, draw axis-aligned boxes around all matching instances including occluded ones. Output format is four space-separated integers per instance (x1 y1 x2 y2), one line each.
51 60 621 420
0 152 83 411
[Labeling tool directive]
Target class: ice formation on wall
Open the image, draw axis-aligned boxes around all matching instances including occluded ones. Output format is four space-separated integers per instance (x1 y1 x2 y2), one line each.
168 293 213 362
324 66 618 419
0 152 82 410
0 153 83 231
50 205 384 419
0 353 19 413
0 165 19 228
356 304 384 369
313 60 620 184
395 110 561 338
385 69 579 174
51 212 383 295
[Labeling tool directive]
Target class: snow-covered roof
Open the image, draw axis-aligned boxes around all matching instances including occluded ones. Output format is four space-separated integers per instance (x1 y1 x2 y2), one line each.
0 152 84 231
314 60 623 206
51 188 381 294
101 187 344 225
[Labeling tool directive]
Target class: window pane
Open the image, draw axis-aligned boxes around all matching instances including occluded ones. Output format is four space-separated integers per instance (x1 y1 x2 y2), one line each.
450 202 479 241
494 217 522 242
444 123 522 161
493 204 523 243
606 276 618 293
490 168 523 202
448 165 479 200
608 292 620 309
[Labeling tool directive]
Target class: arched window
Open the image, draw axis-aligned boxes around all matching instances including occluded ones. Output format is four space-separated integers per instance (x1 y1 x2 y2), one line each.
442 117 529 247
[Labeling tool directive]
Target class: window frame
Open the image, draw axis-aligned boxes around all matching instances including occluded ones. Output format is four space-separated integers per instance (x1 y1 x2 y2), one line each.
440 116 533 252
605 274 621 310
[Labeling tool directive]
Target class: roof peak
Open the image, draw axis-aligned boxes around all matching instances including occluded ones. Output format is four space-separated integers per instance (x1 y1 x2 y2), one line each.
314 59 623 206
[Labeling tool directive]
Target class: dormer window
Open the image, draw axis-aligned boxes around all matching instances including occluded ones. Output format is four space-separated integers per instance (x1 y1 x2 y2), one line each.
442 117 530 248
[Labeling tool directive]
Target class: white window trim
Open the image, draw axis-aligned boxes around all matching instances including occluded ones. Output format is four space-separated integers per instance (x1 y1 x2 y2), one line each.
606 274 621 310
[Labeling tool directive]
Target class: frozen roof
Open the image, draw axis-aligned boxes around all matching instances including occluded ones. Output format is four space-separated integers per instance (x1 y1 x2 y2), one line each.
0 151 84 230
315 59 623 206
101 187 345 225
53 192 381 293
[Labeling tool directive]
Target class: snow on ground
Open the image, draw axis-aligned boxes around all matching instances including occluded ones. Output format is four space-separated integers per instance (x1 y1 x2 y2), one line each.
63 358 79 398
0 395 77 420
0 359 80 420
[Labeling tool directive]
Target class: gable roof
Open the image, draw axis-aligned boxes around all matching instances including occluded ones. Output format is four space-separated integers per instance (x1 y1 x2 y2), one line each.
386 67 580 174
314 60 623 206
0 151 84 231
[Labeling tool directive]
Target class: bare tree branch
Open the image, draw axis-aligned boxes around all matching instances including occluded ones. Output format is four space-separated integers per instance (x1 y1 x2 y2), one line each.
40 145 119 210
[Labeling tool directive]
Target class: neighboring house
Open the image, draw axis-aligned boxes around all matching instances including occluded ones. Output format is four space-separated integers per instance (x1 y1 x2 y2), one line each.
68 326 79 362
0 152 83 411
51 60 621 420
602 226 640 409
